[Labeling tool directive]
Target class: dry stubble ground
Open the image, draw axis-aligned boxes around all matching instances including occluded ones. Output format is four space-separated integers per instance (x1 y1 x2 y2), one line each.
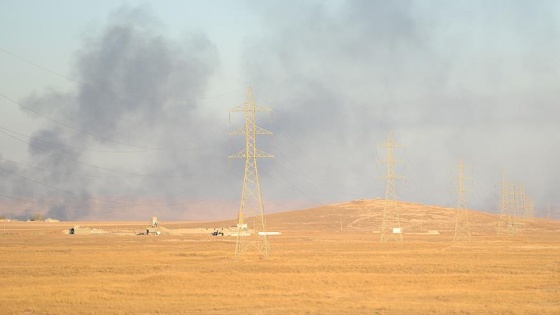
0 220 559 314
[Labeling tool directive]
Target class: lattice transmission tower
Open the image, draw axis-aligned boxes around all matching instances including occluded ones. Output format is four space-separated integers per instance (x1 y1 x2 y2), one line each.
229 87 273 257
517 184 526 219
512 183 524 235
519 185 535 219
497 169 517 236
454 159 471 241
526 197 534 219
379 131 404 242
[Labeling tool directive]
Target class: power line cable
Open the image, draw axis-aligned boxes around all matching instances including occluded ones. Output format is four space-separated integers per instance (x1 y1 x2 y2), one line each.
271 124 371 180
265 167 326 207
0 156 135 179
0 46 244 103
0 128 188 178
0 164 209 208
0 192 40 205
271 147 333 191
262 198 294 212
0 126 156 154
402 150 455 207
0 125 222 154
0 92 165 150
0 91 234 152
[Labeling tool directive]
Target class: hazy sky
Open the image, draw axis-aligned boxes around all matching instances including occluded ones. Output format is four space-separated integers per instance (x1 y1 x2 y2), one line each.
1 1 559 220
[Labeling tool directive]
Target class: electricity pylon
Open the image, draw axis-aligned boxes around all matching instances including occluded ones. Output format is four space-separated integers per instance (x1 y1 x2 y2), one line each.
229 87 273 257
512 182 524 235
497 169 517 236
517 185 527 218
524 194 534 219
379 131 403 242
454 159 471 241
527 197 534 218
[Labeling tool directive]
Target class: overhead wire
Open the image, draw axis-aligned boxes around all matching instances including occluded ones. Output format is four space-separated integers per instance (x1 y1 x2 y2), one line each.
0 164 210 208
262 198 296 212
0 48 252 214
463 164 486 212
0 156 138 179
271 121 372 181
0 92 170 150
0 92 233 153
265 166 325 207
271 148 333 192
225 91 328 208
0 118 235 179
0 126 157 154
402 149 455 207
230 90 375 207
0 46 244 103
0 127 180 178
0 60 240 152
0 192 41 205
0 124 225 154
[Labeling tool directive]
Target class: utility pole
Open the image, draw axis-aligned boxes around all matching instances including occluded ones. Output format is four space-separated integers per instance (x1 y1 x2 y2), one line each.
229 87 273 257
497 169 517 236
454 159 471 241
379 131 403 242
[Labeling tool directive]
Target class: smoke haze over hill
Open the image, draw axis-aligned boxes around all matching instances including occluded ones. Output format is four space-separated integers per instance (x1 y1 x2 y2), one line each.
0 1 559 220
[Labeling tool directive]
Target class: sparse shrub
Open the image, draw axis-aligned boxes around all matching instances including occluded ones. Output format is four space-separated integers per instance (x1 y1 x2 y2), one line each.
31 213 44 221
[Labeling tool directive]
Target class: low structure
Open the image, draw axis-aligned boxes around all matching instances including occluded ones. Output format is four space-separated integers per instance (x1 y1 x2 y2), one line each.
144 216 161 235
68 225 107 235
257 231 282 236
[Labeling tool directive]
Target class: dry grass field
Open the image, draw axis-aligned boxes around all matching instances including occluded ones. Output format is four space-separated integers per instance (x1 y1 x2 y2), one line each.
1 200 559 314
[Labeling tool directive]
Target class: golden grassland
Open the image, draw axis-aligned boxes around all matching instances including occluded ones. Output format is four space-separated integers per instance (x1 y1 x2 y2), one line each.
0 200 559 314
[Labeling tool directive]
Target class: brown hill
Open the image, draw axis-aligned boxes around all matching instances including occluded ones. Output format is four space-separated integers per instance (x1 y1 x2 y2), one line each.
263 199 560 236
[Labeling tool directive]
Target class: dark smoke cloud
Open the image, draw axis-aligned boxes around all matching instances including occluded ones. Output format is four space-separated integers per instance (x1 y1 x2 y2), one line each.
4 5 235 220
243 0 560 217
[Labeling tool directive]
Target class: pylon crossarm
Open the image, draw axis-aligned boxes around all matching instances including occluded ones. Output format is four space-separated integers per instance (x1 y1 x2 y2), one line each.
255 125 273 135
228 151 247 159
255 149 274 158
230 104 272 113
229 126 271 136
229 128 246 136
